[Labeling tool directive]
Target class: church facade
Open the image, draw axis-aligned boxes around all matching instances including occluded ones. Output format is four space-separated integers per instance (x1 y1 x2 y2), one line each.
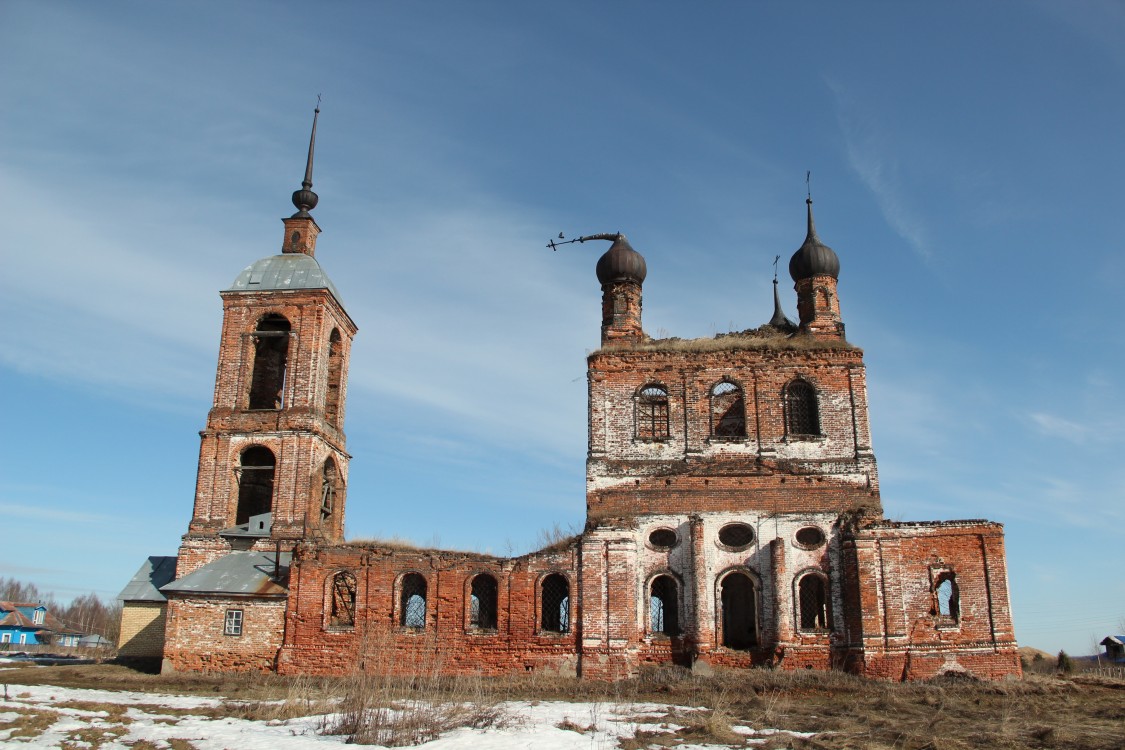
143 114 1021 680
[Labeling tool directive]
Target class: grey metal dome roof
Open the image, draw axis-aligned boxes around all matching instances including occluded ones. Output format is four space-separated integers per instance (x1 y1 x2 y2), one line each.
596 234 647 285
227 254 344 305
789 199 840 281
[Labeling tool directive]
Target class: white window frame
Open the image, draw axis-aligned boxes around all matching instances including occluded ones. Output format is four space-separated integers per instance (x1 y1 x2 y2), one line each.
19 633 27 644
33 609 44 625
1 632 10 643
224 609 244 636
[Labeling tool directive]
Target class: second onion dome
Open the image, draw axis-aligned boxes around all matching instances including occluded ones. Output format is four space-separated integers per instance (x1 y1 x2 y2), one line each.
789 198 840 281
595 233 648 286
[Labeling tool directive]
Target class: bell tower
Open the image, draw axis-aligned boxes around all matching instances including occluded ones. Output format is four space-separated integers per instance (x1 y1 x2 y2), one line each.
177 107 358 576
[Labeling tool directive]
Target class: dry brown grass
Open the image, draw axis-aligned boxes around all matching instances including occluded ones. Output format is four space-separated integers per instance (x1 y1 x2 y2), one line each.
165 740 199 750
61 723 129 749
591 330 858 357
320 622 510 746
3 661 1124 749
0 706 58 740
534 522 582 553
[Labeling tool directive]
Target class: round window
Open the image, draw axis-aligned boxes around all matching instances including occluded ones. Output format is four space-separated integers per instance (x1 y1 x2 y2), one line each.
717 523 754 549
795 526 826 549
648 528 678 549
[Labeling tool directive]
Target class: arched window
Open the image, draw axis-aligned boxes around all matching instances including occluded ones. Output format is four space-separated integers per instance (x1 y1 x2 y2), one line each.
784 379 820 436
649 575 679 636
400 573 427 629
797 572 830 631
248 314 291 410
329 571 357 628
324 329 343 425
720 572 758 649
469 573 498 630
710 381 746 438
935 573 959 622
320 457 339 523
236 446 275 525
540 574 570 633
636 385 670 440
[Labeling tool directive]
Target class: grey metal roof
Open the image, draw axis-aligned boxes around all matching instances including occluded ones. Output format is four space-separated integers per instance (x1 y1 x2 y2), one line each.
227 254 345 307
160 550 291 598
117 556 178 603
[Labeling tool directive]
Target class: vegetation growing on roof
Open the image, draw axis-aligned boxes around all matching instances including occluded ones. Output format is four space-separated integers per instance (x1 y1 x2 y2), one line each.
590 327 858 357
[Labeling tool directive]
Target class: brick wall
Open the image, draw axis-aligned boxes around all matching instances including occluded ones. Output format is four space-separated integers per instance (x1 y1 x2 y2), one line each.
586 343 879 520
163 596 286 672
277 542 581 677
117 602 167 658
842 520 1021 680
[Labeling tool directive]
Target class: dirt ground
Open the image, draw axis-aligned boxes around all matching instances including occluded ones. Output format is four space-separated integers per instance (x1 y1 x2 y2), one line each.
2 661 1122 750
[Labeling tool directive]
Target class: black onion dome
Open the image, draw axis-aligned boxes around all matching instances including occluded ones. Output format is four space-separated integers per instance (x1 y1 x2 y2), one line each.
789 198 840 281
596 234 647 285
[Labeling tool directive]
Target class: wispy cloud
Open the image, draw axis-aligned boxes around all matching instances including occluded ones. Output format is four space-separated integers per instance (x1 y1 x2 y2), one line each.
827 79 932 260
0 502 108 525
1027 412 1089 444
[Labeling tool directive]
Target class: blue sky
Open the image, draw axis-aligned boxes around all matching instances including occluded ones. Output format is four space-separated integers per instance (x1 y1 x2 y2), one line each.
1 1 1122 657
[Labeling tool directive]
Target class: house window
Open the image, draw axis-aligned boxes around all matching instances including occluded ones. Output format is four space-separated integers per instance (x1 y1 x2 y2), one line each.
224 609 243 636
1 633 10 643
19 633 27 645
710 381 746 438
469 574 498 630
636 385 670 440
797 573 830 631
329 572 357 627
935 573 960 622
784 379 820 436
649 575 680 636
540 574 570 634
33 609 44 625
248 314 291 409
400 573 427 629
236 446 276 525
720 571 758 649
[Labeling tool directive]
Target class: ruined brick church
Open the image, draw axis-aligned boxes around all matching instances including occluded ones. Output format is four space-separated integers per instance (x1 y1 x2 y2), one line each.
120 112 1020 680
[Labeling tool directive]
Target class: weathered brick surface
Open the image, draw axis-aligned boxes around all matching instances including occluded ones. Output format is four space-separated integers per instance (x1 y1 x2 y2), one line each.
163 596 286 672
118 602 167 658
159 203 1019 681
277 543 580 676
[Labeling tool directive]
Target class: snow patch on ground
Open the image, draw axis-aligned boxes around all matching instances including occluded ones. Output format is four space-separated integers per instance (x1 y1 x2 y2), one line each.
0 683 814 749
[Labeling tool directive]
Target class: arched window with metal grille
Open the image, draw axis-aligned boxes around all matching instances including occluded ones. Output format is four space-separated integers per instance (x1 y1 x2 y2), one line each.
636 384 670 440
540 574 570 633
649 575 680 636
710 381 746 438
400 573 427 629
797 572 830 631
469 573 498 630
784 379 820 436
328 571 357 628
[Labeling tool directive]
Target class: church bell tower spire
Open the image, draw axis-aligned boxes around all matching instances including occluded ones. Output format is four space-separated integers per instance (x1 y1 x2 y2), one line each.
282 101 322 256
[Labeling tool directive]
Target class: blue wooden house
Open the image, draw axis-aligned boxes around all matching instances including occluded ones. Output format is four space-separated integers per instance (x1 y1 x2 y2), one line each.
0 601 75 647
